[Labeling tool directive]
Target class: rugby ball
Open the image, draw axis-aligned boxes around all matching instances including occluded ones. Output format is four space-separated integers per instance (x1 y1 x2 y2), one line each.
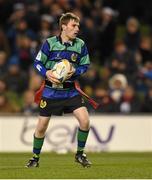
52 59 71 83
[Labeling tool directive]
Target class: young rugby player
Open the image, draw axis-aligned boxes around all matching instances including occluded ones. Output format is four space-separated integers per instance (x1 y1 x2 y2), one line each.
26 12 92 168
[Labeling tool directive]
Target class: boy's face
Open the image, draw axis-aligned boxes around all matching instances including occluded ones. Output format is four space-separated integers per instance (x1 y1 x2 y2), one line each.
63 19 80 40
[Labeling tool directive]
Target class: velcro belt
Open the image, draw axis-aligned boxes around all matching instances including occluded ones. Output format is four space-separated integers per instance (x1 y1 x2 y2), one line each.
45 80 75 89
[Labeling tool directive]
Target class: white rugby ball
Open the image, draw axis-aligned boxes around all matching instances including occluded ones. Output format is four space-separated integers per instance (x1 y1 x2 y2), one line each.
52 59 71 83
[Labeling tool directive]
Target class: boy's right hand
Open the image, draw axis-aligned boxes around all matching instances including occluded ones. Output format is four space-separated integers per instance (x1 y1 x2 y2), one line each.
46 70 61 84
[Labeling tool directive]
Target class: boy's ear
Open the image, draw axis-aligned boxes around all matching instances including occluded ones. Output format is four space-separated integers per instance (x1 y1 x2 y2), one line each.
62 24 66 31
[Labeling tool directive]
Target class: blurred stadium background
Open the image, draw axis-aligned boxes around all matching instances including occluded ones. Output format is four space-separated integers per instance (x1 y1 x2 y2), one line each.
0 0 152 178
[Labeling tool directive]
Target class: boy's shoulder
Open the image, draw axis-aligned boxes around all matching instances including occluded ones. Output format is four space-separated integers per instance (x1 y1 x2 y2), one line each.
75 37 85 46
46 36 57 44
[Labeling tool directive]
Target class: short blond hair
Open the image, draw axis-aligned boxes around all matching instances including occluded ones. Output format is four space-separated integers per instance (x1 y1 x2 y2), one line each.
59 12 80 31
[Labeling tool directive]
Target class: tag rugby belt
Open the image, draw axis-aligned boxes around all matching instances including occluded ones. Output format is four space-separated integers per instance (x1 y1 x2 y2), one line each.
45 80 75 89
34 80 99 109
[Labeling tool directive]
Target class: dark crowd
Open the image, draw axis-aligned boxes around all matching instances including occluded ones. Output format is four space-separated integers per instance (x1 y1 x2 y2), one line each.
0 0 152 114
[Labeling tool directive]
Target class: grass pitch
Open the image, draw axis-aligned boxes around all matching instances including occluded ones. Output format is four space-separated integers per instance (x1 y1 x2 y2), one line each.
0 152 152 179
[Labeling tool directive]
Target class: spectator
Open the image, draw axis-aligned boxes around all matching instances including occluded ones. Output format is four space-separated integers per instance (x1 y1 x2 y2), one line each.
0 0 13 28
7 18 37 54
8 3 26 26
22 89 38 115
15 34 34 71
39 0 54 15
119 85 141 113
79 65 100 90
25 1 40 33
49 3 63 20
93 85 119 113
124 17 141 52
109 73 128 103
81 18 98 58
97 7 117 64
58 0 71 12
136 61 152 94
4 56 28 94
0 51 8 78
98 67 111 88
0 78 21 112
0 94 18 113
139 36 152 64
0 29 10 56
107 40 138 83
38 14 54 43
0 79 7 94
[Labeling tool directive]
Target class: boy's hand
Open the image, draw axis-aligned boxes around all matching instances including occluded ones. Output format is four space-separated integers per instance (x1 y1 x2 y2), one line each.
66 66 76 80
46 70 61 84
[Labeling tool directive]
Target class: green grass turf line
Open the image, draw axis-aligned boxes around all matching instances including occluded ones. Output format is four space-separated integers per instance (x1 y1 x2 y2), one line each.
0 152 152 179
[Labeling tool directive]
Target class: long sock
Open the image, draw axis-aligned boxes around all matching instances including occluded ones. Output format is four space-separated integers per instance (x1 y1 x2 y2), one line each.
77 128 89 155
33 134 45 160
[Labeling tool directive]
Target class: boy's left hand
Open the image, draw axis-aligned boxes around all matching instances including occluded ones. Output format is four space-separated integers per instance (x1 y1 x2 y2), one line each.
66 66 75 80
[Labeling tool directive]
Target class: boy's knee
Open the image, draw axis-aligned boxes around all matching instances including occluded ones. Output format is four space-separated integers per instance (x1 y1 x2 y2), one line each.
80 119 90 130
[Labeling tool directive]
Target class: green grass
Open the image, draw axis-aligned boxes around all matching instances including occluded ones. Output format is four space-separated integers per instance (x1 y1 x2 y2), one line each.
0 152 152 179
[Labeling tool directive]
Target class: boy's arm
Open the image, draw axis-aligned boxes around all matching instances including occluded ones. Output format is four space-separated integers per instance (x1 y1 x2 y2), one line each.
34 40 60 84
34 40 49 77
71 43 90 79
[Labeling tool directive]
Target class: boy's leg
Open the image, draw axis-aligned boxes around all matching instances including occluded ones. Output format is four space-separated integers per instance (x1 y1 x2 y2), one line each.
73 107 92 167
25 116 50 168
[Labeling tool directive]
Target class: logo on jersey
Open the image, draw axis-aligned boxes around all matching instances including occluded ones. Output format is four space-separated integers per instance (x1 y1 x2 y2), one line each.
36 51 42 61
55 52 62 60
36 64 42 72
71 53 78 62
40 100 47 108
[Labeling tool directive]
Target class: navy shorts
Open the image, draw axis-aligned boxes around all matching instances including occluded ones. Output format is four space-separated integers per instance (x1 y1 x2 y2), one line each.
39 95 85 116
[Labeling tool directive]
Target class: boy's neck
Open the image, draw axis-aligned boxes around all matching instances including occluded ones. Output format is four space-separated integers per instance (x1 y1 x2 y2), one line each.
60 32 72 44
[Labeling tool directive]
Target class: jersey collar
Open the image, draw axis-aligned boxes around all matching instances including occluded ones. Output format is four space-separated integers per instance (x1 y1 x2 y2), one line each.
56 35 76 46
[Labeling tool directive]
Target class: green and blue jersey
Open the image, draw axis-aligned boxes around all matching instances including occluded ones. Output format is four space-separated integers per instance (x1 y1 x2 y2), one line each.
34 36 90 99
